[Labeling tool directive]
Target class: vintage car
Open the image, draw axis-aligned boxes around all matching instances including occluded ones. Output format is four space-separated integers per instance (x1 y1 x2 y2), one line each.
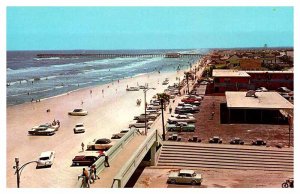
28 124 56 136
167 169 202 185
277 87 291 93
73 123 85 134
162 80 169 85
230 137 244 145
36 151 55 168
256 87 268 92
171 113 194 117
126 86 139 91
183 95 203 100
181 104 200 111
139 85 148 89
146 108 160 115
166 122 195 132
111 129 130 139
168 114 196 124
252 138 267 146
72 152 100 166
129 121 153 128
134 113 158 121
175 107 197 114
68 109 88 116
209 136 222 144
87 138 115 150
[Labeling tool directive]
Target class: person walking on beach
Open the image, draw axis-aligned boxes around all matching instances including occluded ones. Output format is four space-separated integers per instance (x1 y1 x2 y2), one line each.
81 142 85 152
89 167 95 184
103 151 110 167
82 168 90 188
169 106 172 114
92 165 100 180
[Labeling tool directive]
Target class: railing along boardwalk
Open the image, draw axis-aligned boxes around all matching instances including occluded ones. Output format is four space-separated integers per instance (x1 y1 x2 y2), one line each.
112 130 163 188
88 129 162 188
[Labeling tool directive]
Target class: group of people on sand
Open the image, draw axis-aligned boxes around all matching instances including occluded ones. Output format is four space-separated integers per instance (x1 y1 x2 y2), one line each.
52 119 60 127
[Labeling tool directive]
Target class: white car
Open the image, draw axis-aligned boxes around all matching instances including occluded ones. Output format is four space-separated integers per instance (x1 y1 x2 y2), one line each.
129 121 153 128
68 109 88 116
37 151 55 168
256 87 268 92
168 114 196 124
74 123 85 133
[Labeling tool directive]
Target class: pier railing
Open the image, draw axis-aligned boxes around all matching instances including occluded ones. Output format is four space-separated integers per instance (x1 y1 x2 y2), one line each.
92 128 139 177
111 129 163 188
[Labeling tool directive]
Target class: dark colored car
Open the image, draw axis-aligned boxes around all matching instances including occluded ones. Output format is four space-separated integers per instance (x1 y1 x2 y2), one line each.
252 139 266 146
230 138 244 145
72 153 100 166
209 136 222 144
277 87 291 93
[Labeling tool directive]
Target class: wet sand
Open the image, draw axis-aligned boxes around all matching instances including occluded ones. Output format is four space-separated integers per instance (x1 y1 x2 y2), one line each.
6 63 200 188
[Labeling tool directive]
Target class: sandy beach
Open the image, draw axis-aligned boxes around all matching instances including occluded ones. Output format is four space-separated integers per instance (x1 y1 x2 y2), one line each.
6 62 200 188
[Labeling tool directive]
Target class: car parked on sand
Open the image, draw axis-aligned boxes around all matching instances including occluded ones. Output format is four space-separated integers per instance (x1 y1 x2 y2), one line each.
36 151 55 168
209 136 222 144
134 113 158 121
126 87 139 91
111 129 130 139
252 138 266 146
167 169 202 185
72 152 100 166
73 123 85 134
129 121 153 128
230 137 244 145
87 138 115 150
28 124 56 136
68 109 88 116
166 122 195 132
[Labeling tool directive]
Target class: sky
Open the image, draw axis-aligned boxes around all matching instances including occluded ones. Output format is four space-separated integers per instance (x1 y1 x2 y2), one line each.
6 7 294 50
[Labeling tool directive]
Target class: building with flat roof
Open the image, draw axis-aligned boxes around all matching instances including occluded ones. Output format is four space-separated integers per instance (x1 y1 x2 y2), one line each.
220 91 293 124
212 69 293 93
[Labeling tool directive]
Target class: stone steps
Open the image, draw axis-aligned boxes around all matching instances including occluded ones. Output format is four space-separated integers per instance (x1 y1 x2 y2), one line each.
157 143 293 172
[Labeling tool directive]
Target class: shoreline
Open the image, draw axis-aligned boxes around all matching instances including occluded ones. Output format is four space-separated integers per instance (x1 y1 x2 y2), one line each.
6 66 191 107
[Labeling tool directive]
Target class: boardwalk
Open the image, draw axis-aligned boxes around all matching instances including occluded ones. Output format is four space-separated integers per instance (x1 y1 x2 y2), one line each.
90 135 146 187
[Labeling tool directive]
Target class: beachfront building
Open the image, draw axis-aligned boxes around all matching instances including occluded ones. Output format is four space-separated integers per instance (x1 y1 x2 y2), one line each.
213 70 251 93
220 91 293 124
212 69 293 93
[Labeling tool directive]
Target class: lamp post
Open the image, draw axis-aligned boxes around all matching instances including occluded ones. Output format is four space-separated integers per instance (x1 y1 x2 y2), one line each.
143 87 155 135
13 157 38 188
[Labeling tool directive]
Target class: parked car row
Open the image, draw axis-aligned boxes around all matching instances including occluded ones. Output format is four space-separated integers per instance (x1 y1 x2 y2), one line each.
187 136 267 146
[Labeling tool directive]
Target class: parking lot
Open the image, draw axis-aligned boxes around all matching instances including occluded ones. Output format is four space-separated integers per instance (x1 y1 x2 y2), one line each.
133 167 293 188
166 95 292 147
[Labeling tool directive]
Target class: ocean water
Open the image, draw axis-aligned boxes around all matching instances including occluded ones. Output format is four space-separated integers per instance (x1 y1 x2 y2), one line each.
7 49 207 106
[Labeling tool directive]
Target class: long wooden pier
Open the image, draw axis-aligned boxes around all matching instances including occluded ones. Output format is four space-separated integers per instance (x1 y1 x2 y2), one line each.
36 53 203 59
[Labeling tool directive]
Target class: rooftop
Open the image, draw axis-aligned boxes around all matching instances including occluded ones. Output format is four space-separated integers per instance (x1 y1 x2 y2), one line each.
212 69 250 77
245 70 294 74
225 91 293 110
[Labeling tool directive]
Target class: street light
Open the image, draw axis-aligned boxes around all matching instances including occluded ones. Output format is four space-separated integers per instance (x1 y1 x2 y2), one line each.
143 87 156 135
13 157 38 188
